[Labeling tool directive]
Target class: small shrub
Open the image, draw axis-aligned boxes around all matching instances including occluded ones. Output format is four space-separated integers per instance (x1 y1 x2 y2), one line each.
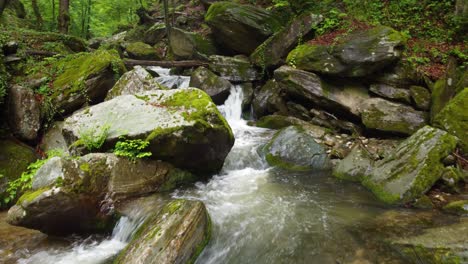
71 124 111 151
113 137 152 162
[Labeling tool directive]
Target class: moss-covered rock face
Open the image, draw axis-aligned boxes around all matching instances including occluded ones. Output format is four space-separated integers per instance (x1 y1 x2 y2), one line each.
369 84 411 104
106 66 165 100
252 80 287 118
264 126 330 171
205 1 283 55
7 84 41 141
115 199 211 264
189 66 231 105
287 26 405 77
433 88 468 153
362 126 458 204
50 49 126 116
7 153 197 235
0 140 37 208
169 27 218 60
208 55 260 82
5 29 86 53
125 42 159 60
443 200 468 216
409 85 431 110
332 146 373 182
250 13 322 68
63 89 234 174
361 97 428 135
274 65 369 117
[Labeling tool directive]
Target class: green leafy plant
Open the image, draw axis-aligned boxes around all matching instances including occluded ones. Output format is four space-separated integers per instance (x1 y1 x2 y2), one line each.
1 149 64 207
314 9 347 35
113 137 152 162
71 124 111 151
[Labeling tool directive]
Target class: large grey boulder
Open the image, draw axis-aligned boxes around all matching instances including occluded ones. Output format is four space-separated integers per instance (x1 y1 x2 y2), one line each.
169 28 218 59
7 85 41 141
208 55 261 82
63 89 234 174
250 13 322 68
332 146 373 182
7 153 196 234
369 83 411 104
39 122 70 155
264 126 330 171
189 67 232 104
362 126 457 204
361 97 428 135
115 199 211 264
287 26 405 77
205 1 283 55
252 80 287 118
106 66 164 100
274 66 369 117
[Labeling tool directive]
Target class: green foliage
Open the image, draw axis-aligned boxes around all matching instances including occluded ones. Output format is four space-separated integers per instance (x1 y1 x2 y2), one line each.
314 8 346 35
113 137 152 161
1 149 63 207
0 74 6 105
71 124 111 151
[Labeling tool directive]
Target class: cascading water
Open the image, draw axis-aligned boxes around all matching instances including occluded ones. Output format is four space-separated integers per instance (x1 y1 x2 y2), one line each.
148 66 191 89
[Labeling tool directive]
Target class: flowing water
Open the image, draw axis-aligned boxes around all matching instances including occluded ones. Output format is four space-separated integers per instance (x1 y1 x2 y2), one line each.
2 69 408 263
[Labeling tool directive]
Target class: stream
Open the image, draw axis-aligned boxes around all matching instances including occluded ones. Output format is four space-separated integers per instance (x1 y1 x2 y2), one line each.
2 68 408 263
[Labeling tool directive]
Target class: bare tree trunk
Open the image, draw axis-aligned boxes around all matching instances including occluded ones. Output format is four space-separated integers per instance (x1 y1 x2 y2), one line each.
31 0 43 28
58 0 70 34
51 0 56 28
85 0 91 38
0 0 6 17
163 0 171 35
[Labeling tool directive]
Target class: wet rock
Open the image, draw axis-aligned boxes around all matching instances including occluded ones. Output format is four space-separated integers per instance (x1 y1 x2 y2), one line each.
115 199 211 264
239 82 254 110
255 115 328 138
252 80 287 118
287 26 405 77
409 85 431 110
443 200 468 216
126 42 159 60
189 66 232 104
205 1 283 55
433 88 468 153
361 97 427 135
362 126 458 204
274 66 369 117
333 146 372 182
7 153 196 235
49 49 126 116
250 13 322 68
369 84 411 104
7 85 41 141
39 122 69 154
372 62 421 87
208 55 261 82
264 126 330 171
0 140 37 208
106 66 164 100
309 108 362 134
63 89 234 174
169 28 218 60
144 23 166 45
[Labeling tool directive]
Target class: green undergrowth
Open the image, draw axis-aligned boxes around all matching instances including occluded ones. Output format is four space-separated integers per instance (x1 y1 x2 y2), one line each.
113 137 152 162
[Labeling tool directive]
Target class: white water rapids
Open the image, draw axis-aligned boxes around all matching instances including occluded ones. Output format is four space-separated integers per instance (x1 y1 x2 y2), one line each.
16 68 392 264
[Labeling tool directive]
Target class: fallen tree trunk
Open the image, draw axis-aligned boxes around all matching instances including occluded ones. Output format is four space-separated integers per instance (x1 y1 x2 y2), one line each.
25 50 60 57
124 59 208 68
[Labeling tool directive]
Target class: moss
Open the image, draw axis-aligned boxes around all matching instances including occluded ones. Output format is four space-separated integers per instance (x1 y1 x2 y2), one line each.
188 211 212 264
397 244 462 264
443 200 468 216
17 187 50 205
126 42 158 60
256 115 293 129
160 169 197 192
52 49 125 100
165 199 184 215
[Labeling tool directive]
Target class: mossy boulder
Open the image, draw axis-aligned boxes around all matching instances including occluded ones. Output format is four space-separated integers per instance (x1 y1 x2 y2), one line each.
287 26 405 77
7 84 41 141
106 66 165 100
144 23 166 45
7 153 196 234
63 89 234 175
252 80 287 118
332 146 373 182
169 27 218 60
114 199 211 264
126 42 159 60
6 29 86 53
208 55 260 82
410 85 431 110
0 140 37 208
189 66 232 105
274 66 369 117
362 126 458 204
49 49 126 116
433 88 468 153
361 97 428 135
264 126 330 171
250 13 322 68
443 200 468 216
369 84 411 104
205 1 283 55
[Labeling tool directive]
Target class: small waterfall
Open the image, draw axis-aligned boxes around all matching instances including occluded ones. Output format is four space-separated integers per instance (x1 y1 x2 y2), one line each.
147 66 190 89
18 210 146 264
